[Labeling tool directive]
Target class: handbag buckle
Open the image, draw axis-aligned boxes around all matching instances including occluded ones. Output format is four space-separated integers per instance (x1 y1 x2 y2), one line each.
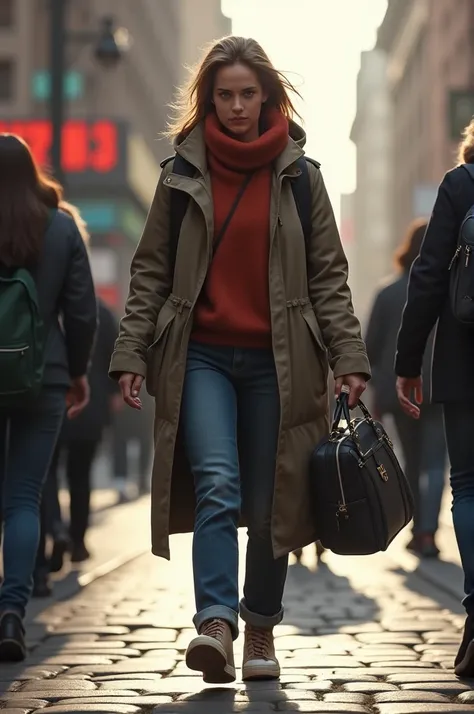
377 463 389 482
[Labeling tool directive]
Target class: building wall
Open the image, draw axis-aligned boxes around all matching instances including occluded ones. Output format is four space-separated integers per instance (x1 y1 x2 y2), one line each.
350 49 393 325
0 0 35 118
378 0 473 242
0 0 231 162
178 0 231 80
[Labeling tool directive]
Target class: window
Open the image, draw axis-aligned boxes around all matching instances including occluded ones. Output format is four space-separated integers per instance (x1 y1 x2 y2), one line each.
0 59 14 100
0 0 13 28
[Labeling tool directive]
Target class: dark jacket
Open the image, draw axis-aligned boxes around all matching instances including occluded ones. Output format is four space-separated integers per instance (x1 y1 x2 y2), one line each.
36 209 97 388
396 165 474 402
366 273 434 413
62 299 119 442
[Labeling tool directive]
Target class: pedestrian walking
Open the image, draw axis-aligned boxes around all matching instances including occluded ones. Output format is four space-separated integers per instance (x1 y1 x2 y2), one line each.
34 297 120 596
396 118 474 677
33 200 98 597
0 134 96 660
58 298 120 562
110 36 370 683
366 219 446 558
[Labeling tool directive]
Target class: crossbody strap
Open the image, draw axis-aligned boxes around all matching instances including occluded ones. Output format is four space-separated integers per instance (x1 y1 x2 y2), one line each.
212 172 254 257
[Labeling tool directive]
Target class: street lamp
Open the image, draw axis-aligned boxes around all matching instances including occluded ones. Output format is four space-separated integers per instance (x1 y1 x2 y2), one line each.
49 1 129 185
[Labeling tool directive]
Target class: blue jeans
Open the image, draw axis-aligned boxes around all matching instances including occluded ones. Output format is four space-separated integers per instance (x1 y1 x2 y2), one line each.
444 403 474 614
393 404 446 534
0 388 66 616
181 341 287 639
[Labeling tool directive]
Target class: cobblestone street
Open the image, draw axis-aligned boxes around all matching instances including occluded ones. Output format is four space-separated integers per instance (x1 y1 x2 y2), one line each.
2 513 474 714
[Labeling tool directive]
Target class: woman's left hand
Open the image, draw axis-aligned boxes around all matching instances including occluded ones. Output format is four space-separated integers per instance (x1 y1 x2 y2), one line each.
335 374 367 409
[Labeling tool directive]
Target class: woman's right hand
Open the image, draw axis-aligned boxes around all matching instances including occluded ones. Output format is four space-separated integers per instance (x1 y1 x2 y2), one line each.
396 375 423 419
118 372 143 410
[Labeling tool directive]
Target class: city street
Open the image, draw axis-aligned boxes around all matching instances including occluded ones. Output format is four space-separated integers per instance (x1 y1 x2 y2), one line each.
2 493 474 714
2 0 473 713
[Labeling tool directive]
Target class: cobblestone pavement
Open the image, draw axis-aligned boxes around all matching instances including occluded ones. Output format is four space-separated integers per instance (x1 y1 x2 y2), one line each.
2 532 474 714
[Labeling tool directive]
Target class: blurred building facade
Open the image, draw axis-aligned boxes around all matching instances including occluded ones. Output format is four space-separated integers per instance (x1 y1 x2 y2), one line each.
0 0 230 310
350 48 393 323
376 0 474 243
339 192 355 286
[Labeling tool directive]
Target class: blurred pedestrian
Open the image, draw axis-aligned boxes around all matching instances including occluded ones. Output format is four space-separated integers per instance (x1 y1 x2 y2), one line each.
111 388 153 502
56 298 120 563
0 134 96 660
395 118 474 676
110 36 370 684
33 297 120 595
366 219 446 558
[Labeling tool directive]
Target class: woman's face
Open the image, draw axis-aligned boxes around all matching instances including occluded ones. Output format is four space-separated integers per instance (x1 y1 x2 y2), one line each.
212 63 267 142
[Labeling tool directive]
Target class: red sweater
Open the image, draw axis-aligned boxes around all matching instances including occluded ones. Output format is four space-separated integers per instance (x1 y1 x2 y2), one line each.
192 110 289 348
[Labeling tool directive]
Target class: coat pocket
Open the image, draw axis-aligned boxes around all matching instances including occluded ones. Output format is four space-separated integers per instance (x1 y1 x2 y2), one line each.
300 306 327 366
146 300 177 395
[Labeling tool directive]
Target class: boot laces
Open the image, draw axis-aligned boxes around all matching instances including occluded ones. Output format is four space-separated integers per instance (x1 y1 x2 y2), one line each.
201 618 226 642
247 627 272 659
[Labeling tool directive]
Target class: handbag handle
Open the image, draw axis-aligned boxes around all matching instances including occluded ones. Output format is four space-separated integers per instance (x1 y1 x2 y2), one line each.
330 391 363 453
330 389 387 456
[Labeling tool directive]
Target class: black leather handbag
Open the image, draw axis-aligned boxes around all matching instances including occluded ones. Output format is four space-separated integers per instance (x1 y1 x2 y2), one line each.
310 390 414 556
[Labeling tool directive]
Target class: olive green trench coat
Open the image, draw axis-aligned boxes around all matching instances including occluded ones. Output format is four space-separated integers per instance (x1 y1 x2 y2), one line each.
109 119 370 559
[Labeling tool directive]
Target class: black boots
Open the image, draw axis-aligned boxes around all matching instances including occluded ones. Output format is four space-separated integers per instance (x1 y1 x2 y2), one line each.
455 614 474 676
0 611 26 662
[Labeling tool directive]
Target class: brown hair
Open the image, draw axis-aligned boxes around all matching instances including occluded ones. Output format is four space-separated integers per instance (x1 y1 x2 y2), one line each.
59 200 90 246
166 35 302 139
0 134 62 267
458 117 474 164
394 218 428 272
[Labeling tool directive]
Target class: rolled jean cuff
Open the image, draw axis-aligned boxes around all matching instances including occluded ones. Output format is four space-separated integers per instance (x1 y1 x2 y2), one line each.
239 598 284 629
193 605 239 641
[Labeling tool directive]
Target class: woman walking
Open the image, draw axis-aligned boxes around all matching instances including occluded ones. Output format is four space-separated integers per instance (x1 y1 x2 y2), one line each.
396 119 474 676
366 219 446 558
110 36 370 683
0 134 96 659
34 201 101 596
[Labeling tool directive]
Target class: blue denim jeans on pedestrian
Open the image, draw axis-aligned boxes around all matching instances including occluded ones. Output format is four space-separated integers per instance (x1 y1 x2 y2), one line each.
181 341 287 640
444 403 474 614
0 388 66 617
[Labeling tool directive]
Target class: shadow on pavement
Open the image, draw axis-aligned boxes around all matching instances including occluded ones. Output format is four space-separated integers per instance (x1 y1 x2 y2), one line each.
283 548 380 634
393 561 465 615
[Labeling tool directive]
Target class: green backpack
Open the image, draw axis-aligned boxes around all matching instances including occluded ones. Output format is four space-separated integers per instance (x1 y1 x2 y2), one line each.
0 267 45 407
0 212 54 408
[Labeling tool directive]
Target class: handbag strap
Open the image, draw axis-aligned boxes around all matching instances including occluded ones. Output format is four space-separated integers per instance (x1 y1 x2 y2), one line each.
212 172 254 256
331 391 391 457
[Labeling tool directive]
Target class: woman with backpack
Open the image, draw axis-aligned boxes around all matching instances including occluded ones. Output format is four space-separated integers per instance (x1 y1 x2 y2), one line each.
0 134 97 660
33 200 98 597
110 36 370 683
396 119 474 677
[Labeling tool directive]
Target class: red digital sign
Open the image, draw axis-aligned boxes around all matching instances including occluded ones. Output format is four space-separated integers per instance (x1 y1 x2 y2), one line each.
0 119 119 174
97 284 119 309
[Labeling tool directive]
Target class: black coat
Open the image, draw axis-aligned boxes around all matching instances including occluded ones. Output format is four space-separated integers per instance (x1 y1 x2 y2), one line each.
366 273 434 413
61 300 119 442
36 209 97 387
396 165 474 403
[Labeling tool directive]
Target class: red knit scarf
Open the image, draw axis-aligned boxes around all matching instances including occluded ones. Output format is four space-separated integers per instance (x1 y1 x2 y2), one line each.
204 108 289 171
191 109 289 348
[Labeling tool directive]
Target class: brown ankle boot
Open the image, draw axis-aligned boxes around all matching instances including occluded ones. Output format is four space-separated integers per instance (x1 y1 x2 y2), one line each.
242 624 280 681
186 618 235 683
